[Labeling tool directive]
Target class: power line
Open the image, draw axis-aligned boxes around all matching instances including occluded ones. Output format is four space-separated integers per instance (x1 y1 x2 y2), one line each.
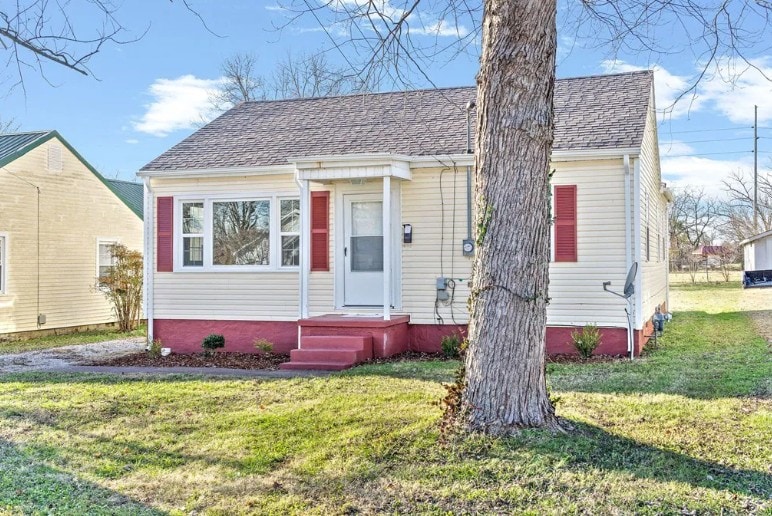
661 136 751 145
662 150 752 158
660 126 752 135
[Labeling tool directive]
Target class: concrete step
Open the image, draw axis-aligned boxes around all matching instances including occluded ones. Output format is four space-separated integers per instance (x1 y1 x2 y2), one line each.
290 348 360 363
279 361 352 371
301 335 372 356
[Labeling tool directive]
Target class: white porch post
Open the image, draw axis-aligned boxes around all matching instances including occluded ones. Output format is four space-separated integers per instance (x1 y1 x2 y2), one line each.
383 175 391 321
299 178 311 320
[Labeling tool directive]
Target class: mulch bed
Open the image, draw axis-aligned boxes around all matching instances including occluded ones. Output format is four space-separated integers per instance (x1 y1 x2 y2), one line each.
89 352 289 370
547 354 627 364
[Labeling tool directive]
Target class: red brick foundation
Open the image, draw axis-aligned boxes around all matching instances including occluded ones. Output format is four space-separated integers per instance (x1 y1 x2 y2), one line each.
152 319 298 354
153 319 647 357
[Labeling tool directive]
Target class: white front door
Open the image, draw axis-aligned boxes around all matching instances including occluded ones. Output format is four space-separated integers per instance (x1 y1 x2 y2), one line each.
343 193 384 306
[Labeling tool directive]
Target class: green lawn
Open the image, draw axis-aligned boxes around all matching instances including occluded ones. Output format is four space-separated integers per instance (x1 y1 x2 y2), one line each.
0 288 769 514
0 325 146 355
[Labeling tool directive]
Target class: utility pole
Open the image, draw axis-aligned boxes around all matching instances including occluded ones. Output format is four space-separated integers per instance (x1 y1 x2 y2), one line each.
753 105 758 233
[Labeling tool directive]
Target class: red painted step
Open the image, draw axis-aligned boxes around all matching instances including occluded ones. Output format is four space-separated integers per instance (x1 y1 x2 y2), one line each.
280 335 373 370
280 361 351 371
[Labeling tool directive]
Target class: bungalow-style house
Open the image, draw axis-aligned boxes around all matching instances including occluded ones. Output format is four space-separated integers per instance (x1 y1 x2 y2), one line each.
0 131 144 338
741 229 772 287
139 70 670 368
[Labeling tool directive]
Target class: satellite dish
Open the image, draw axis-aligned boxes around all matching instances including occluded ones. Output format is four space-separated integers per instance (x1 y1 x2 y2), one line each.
623 262 638 299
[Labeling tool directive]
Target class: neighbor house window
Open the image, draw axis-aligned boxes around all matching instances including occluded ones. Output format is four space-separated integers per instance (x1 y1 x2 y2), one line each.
280 199 300 267
213 199 271 265
182 201 204 266
97 239 118 278
0 234 6 294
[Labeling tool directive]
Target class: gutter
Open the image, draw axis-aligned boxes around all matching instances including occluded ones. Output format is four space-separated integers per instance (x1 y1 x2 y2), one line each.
143 177 154 345
633 157 644 345
623 154 633 357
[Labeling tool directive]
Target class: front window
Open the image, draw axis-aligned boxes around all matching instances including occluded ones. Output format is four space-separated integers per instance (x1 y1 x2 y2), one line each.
182 202 204 266
280 199 300 267
212 200 270 265
178 196 299 270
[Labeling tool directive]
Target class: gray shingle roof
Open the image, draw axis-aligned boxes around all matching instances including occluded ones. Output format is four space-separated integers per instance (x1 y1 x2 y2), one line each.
0 131 51 167
107 179 144 219
141 70 653 172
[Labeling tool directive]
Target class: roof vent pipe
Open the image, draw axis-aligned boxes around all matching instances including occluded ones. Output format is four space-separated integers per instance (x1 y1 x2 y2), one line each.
463 101 476 256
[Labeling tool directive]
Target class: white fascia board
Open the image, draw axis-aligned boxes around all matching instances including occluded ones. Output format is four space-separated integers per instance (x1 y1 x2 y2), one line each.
137 164 296 179
288 153 413 169
551 147 641 162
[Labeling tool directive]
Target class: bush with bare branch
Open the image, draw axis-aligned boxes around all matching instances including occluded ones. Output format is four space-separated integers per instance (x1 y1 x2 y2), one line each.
98 244 143 332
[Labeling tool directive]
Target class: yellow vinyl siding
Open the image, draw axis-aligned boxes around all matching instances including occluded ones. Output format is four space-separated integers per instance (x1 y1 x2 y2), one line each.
149 174 305 321
0 138 143 335
549 159 630 327
637 91 669 323
401 167 473 324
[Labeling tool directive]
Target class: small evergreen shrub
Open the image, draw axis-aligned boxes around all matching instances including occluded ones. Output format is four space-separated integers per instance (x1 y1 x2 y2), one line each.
147 339 163 358
253 338 274 354
202 334 225 354
571 324 601 359
441 333 462 358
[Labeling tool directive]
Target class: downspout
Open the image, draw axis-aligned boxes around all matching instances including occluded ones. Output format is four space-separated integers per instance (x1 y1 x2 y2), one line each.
623 154 632 358
143 177 154 345
632 157 644 357
465 101 476 250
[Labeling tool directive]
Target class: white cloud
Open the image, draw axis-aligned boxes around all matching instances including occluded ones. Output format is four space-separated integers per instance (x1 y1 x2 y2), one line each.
601 60 703 119
698 57 772 125
124 138 139 144
133 75 224 137
601 58 772 124
662 155 752 195
659 140 696 157
410 19 470 38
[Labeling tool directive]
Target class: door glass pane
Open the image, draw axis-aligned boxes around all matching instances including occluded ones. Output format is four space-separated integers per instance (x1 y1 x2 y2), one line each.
352 201 382 236
351 236 383 271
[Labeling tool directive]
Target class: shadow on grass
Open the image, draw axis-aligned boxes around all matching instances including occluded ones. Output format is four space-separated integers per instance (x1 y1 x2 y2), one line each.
525 420 770 500
0 438 163 514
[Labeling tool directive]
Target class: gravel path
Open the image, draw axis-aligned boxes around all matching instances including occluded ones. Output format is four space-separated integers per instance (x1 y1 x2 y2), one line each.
0 337 145 374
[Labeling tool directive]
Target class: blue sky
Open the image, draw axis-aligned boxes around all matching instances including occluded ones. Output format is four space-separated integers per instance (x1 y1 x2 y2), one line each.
3 1 771 193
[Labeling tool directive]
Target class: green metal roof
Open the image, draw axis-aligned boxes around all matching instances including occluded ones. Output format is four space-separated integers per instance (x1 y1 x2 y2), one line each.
106 179 144 219
0 131 52 166
0 130 143 220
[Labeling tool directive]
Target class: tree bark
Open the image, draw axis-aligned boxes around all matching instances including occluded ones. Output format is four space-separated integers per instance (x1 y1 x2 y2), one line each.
463 0 563 434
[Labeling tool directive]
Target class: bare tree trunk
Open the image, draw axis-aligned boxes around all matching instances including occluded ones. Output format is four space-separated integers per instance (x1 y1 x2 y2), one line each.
463 0 563 434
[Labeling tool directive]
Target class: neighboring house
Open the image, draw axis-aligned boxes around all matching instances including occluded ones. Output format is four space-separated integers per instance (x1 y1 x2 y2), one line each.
0 131 144 338
139 70 670 368
691 245 726 268
740 229 772 287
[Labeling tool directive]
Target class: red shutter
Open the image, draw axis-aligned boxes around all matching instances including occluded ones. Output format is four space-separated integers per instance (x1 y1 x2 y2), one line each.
311 191 330 271
157 196 174 272
554 185 577 262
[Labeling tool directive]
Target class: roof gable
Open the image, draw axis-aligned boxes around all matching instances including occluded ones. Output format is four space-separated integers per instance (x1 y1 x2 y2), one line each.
0 130 143 220
141 70 654 172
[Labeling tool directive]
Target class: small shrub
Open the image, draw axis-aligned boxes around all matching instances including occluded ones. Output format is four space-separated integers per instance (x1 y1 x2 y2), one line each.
97 243 143 332
441 333 462 358
253 338 274 354
202 334 225 354
571 324 601 359
147 339 163 358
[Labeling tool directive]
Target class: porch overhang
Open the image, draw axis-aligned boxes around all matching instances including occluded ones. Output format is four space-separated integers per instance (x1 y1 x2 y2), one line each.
288 153 412 182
